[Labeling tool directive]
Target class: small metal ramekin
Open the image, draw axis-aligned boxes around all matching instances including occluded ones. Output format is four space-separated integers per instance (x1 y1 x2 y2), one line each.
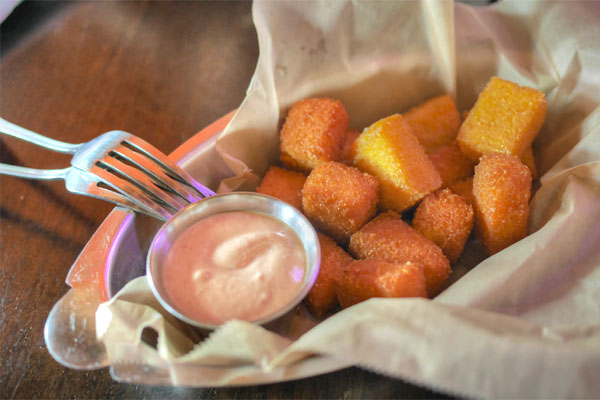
146 192 320 331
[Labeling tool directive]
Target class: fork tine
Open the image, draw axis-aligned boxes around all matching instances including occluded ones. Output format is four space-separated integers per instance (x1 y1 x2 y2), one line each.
109 145 200 204
91 165 180 214
96 157 188 212
122 136 215 198
66 168 173 220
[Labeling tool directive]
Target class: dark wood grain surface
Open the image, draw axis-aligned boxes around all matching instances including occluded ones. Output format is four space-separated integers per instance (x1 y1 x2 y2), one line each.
0 2 450 398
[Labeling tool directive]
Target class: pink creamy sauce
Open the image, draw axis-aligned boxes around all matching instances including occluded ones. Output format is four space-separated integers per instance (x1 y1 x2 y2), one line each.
162 211 307 325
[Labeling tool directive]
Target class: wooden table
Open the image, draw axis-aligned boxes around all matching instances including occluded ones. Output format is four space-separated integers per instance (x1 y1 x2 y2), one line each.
0 2 449 398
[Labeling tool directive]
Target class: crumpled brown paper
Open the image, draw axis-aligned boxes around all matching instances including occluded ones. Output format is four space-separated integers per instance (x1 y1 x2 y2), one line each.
96 0 600 397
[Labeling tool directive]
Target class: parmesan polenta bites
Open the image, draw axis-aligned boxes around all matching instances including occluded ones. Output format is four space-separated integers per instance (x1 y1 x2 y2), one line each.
521 146 538 180
353 114 442 212
268 76 544 313
349 211 451 297
280 98 349 172
449 176 475 206
457 77 546 161
340 129 361 165
305 233 354 317
335 259 427 308
413 189 474 263
256 166 306 211
473 153 532 255
429 141 476 187
404 94 462 153
302 161 379 244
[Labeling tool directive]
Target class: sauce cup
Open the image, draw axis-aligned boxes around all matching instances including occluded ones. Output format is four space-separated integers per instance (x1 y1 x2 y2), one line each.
146 192 320 331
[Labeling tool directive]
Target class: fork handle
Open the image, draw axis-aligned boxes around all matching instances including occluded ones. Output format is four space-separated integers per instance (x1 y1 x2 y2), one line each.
0 117 81 154
0 164 70 181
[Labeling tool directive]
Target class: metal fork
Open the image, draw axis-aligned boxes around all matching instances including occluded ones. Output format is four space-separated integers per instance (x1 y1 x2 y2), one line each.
0 118 216 220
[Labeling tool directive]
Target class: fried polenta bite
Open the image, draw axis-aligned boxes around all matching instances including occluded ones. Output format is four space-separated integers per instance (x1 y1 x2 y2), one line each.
302 161 379 244
473 153 532 255
404 94 462 153
335 259 427 308
457 77 546 161
413 189 474 263
280 98 349 172
256 166 306 211
349 211 451 297
449 176 475 206
340 129 361 165
521 145 538 180
305 233 354 317
428 141 476 187
353 114 442 212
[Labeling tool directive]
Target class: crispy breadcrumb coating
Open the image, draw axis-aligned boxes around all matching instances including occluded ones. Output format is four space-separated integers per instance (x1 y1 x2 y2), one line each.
429 141 476 187
404 94 461 153
256 166 306 211
305 233 354 317
302 161 379 244
280 98 349 172
335 259 427 308
413 189 474 263
473 153 532 255
349 211 451 296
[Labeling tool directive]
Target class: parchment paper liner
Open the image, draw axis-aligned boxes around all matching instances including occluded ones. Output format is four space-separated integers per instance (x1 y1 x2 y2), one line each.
96 1 600 397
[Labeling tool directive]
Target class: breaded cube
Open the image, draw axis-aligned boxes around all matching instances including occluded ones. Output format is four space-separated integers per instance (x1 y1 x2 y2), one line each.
473 153 532 255
449 177 475 206
302 161 379 243
429 141 476 187
256 166 306 211
413 189 474 263
521 145 538 180
404 95 462 153
349 211 451 297
457 77 547 161
280 98 349 172
353 114 442 212
305 233 354 317
340 129 361 165
335 259 427 308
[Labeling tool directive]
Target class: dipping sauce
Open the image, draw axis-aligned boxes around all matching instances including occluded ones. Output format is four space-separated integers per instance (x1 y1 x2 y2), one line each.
161 211 307 325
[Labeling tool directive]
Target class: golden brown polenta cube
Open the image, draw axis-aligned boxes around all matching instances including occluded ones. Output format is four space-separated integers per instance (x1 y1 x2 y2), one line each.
521 146 538 180
305 233 354 317
280 98 349 172
256 166 306 211
457 77 546 161
335 259 427 309
473 153 532 255
449 176 475 206
340 129 361 165
413 189 474 263
429 141 476 187
353 114 442 212
302 161 379 243
404 95 462 153
349 211 451 297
